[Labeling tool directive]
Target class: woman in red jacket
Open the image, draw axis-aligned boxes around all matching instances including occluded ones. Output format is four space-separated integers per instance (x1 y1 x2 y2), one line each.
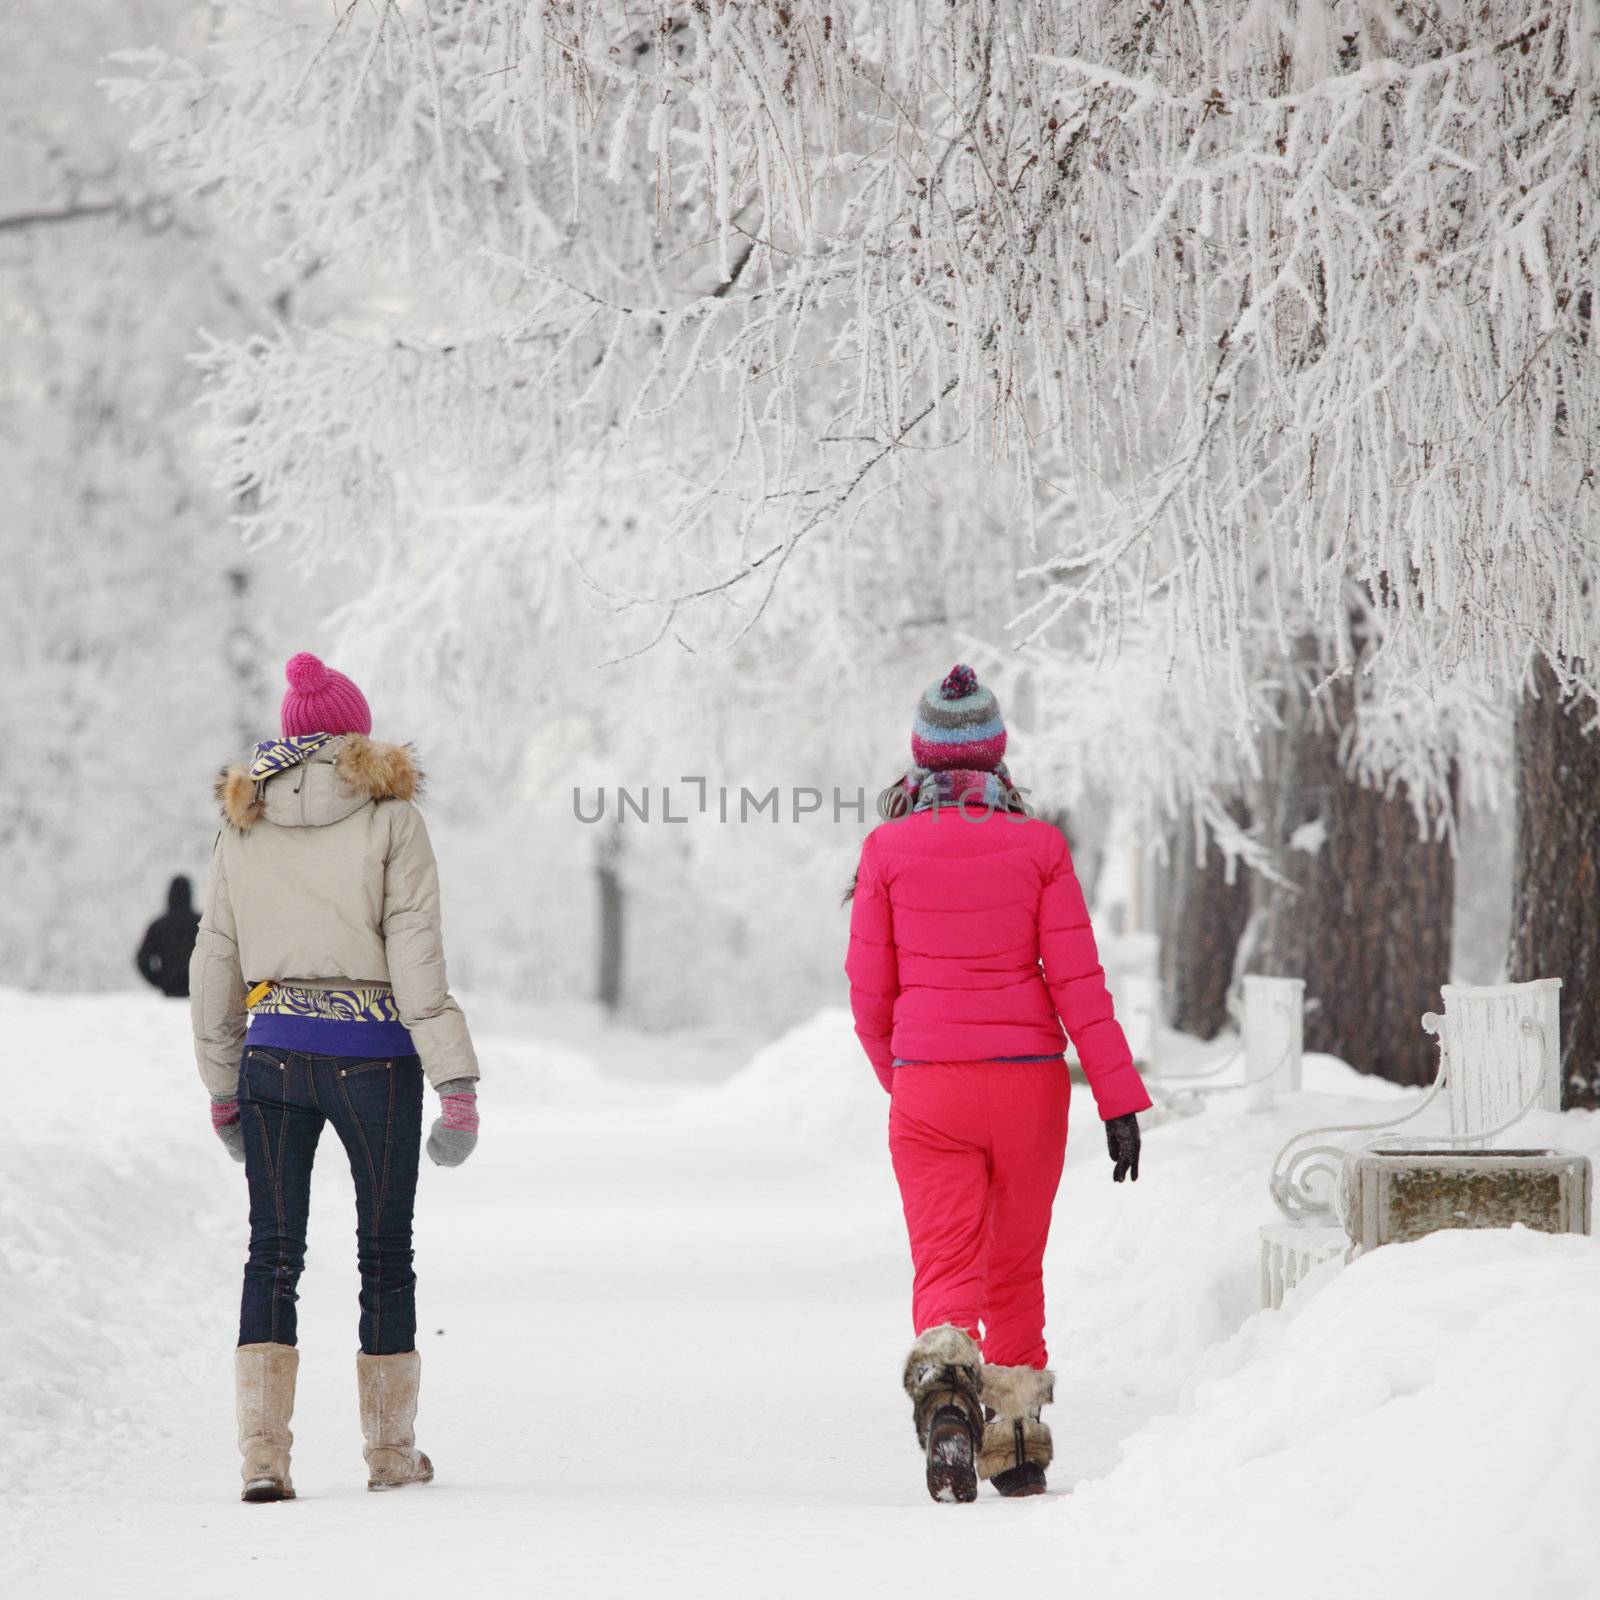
846 664 1150 1504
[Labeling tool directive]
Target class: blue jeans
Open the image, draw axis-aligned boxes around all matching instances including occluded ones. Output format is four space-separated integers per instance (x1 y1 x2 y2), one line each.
237 1045 423 1355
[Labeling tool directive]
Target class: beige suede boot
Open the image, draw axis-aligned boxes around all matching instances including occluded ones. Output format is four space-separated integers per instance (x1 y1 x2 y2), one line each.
978 1363 1054 1497
357 1351 435 1491
235 1343 298 1503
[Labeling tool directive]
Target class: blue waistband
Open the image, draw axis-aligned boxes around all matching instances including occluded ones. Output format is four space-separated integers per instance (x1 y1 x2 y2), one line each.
891 1054 1065 1067
246 1013 417 1060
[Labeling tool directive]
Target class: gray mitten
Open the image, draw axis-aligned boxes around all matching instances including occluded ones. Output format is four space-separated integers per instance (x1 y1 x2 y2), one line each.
427 1078 479 1168
211 1097 247 1164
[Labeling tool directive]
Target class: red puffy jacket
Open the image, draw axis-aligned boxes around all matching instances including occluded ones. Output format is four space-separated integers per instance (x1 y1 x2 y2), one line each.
845 807 1151 1122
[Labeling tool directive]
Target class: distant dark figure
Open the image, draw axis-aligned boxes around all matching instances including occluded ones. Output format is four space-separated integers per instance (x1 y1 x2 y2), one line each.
136 876 201 998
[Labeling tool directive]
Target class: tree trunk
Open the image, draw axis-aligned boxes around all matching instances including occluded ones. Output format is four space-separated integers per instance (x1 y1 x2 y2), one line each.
1509 658 1600 1109
224 566 269 749
596 819 625 1016
1041 801 1109 909
1158 804 1251 1040
1243 676 1455 1086
1452 798 1513 985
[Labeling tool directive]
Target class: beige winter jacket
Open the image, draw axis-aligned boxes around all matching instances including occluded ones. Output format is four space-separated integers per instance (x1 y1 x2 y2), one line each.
190 735 478 1097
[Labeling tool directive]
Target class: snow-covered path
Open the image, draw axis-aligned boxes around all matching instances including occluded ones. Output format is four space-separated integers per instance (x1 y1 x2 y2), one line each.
7 993 1600 1599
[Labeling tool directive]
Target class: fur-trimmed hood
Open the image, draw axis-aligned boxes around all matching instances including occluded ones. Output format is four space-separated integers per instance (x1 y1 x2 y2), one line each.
216 734 421 831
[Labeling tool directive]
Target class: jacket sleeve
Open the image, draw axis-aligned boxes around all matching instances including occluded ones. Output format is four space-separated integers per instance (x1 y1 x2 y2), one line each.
382 804 479 1089
1039 832 1151 1121
190 837 247 1098
844 836 898 1093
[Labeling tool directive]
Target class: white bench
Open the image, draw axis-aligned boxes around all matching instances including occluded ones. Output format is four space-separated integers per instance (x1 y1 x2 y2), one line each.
1258 1220 1346 1309
1259 978 1563 1309
1151 974 1306 1108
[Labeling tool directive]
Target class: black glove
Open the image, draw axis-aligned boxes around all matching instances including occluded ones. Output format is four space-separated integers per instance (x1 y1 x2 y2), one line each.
1105 1113 1141 1183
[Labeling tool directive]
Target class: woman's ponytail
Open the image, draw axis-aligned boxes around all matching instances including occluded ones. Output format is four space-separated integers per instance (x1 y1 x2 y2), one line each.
877 777 913 821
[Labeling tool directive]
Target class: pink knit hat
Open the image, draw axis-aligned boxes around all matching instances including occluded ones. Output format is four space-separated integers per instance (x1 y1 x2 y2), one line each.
280 652 372 739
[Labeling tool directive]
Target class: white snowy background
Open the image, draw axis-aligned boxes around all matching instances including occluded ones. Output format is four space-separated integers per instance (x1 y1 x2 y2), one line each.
4 3 1600 1596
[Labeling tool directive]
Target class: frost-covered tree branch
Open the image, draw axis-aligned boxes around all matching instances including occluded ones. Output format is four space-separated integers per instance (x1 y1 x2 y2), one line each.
114 0 1600 816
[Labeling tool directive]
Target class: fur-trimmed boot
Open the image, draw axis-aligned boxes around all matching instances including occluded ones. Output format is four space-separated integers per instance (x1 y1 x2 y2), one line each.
902 1325 983 1504
236 1342 298 1503
978 1363 1054 1497
357 1351 435 1491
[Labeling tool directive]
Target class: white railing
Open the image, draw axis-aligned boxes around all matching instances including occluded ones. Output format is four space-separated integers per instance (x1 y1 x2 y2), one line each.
1268 979 1563 1226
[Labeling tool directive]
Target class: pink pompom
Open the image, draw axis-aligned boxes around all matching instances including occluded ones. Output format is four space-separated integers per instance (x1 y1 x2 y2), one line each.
284 652 328 693
940 663 978 701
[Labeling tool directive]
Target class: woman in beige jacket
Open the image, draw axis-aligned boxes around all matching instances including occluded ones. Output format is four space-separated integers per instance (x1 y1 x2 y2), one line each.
191 652 479 1503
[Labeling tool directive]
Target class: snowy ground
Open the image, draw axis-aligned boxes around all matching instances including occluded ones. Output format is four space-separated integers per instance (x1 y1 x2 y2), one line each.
5 991 1600 1599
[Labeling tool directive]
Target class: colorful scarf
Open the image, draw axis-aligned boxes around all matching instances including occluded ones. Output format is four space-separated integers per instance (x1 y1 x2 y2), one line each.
248 731 335 781
902 762 1023 815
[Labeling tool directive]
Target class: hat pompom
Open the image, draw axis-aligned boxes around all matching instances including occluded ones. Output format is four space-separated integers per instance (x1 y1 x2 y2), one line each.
940 663 979 701
284 652 329 693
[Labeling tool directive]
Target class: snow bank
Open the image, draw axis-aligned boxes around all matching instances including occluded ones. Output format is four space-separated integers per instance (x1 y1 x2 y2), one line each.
697 1009 1477 1375
688 1007 888 1153
6 990 1600 1599
0 994 239 1498
702 1009 1417 1175
0 1133 238 1498
460 991 758 1086
482 1034 633 1107
1072 1227 1600 1599
700 1005 1600 1581
0 986 627 1504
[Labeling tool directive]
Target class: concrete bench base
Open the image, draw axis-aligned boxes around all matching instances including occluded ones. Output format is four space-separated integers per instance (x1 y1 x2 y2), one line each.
1339 1148 1592 1252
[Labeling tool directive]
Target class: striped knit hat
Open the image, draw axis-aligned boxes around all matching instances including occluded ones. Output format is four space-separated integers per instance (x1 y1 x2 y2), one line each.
911 663 1007 772
280 652 373 739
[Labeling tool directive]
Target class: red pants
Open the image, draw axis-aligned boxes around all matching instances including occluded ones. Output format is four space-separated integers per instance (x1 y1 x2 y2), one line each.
889 1060 1070 1370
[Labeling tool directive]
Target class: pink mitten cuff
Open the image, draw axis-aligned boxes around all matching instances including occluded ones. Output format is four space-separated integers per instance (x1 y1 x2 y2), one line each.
438 1091 479 1134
